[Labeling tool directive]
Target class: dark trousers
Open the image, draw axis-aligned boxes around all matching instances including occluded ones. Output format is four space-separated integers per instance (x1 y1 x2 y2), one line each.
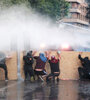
78 67 90 79
46 72 60 81
0 63 8 79
34 70 47 76
34 70 47 81
24 65 35 80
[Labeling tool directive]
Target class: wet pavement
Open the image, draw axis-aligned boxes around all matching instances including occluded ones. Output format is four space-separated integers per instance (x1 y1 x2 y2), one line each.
0 80 90 100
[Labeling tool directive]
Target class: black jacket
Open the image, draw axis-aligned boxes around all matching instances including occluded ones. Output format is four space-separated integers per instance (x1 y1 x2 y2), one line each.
78 55 90 72
49 60 60 73
23 54 34 66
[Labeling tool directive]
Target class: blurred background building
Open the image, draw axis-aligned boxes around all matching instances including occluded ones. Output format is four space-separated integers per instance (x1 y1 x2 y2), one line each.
62 0 90 27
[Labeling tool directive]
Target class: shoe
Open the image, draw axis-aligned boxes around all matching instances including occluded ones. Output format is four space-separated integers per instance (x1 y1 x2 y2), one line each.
46 78 50 83
5 78 8 81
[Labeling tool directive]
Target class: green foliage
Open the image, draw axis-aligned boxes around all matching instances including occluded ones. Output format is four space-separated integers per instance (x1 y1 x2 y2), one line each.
28 0 69 21
10 0 28 4
0 0 69 21
0 0 12 7
0 0 28 7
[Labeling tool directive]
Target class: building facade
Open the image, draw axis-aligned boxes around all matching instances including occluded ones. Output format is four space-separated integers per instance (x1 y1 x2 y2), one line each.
86 0 90 23
62 0 89 27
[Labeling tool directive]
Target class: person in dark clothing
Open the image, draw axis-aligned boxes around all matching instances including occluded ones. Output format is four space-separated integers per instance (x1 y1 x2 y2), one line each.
0 52 11 81
23 51 35 81
0 64 8 80
33 52 47 81
46 51 60 82
78 54 90 79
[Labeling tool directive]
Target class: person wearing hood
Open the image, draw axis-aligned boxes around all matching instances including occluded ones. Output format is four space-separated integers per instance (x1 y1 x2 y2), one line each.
78 54 90 79
23 51 35 81
33 52 47 81
46 51 60 82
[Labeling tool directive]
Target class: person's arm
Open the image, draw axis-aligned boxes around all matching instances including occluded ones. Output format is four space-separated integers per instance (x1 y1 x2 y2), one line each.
78 54 84 62
45 51 50 60
32 51 37 56
34 56 39 59
32 51 39 59
57 51 61 60
6 55 12 60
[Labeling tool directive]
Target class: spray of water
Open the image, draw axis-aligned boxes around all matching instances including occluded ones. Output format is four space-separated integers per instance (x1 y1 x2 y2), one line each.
0 4 90 52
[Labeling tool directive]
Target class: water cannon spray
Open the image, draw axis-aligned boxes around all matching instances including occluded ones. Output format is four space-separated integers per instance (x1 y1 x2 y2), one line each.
40 43 46 51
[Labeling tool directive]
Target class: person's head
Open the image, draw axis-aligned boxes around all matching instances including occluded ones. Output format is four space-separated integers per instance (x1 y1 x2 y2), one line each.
39 53 47 62
27 51 32 56
51 56 55 60
84 57 89 60
39 53 45 57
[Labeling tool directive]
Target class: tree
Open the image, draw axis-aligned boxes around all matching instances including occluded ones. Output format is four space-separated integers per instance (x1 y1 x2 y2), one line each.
10 0 28 4
28 0 69 21
0 0 69 22
0 0 28 8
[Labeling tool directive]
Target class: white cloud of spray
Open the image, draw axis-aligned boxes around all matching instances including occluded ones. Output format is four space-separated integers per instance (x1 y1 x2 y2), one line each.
0 5 90 51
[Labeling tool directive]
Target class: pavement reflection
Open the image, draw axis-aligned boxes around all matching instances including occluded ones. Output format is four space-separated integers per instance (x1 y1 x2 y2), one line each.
0 80 90 100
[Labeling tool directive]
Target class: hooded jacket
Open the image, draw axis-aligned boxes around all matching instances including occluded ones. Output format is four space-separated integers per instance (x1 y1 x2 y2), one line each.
23 52 34 66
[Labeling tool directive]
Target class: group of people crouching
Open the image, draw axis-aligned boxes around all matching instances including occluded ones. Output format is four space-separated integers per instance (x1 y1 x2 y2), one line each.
0 51 90 81
23 51 90 82
23 51 60 82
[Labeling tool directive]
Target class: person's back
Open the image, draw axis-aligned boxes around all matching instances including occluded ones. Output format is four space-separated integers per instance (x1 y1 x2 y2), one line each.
49 59 60 73
84 58 90 73
34 53 47 70
23 55 34 66
34 56 46 70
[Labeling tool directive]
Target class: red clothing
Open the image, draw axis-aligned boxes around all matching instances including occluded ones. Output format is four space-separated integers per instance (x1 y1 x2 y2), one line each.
49 59 60 73
51 56 59 63
34 56 46 70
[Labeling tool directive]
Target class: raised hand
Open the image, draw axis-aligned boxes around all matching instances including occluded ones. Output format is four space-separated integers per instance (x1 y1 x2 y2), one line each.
57 51 61 60
45 51 50 59
32 51 37 56
78 54 81 59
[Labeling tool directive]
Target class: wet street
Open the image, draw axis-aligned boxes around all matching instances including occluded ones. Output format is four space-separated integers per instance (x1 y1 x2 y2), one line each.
0 80 90 100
